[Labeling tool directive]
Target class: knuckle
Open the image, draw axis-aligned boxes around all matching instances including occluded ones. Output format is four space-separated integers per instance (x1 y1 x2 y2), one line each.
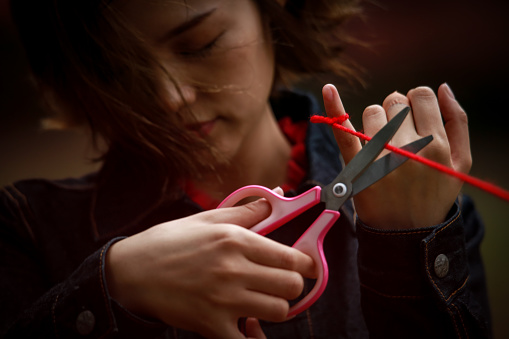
242 200 260 215
465 155 473 172
214 226 245 248
382 92 408 109
278 249 297 270
452 107 469 125
268 299 290 322
214 257 239 278
285 272 305 299
208 227 249 260
362 104 384 119
247 198 270 213
407 86 436 101
241 200 271 223
458 152 473 173
424 140 448 158
339 131 361 150
207 284 233 307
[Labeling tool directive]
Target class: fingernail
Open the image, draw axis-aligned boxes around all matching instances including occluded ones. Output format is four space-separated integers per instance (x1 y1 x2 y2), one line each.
444 83 455 99
272 186 284 195
323 84 334 102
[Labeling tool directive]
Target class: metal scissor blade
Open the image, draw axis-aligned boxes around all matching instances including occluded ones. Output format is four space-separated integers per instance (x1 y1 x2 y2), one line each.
351 135 433 195
322 106 410 211
334 107 410 184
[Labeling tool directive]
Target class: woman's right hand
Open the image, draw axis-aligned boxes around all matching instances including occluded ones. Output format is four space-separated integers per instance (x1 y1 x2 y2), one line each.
105 198 316 339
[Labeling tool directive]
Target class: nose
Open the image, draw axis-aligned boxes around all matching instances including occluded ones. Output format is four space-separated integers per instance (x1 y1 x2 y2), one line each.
165 83 197 113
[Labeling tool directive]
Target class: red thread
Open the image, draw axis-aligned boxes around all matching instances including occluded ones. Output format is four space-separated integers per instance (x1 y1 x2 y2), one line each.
310 115 509 202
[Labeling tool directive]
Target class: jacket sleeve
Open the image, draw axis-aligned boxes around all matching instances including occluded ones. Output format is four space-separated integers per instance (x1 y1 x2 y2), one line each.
0 187 167 338
356 195 492 339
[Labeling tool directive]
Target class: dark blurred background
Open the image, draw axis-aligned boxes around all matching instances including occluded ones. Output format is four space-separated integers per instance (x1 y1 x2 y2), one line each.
1 0 508 337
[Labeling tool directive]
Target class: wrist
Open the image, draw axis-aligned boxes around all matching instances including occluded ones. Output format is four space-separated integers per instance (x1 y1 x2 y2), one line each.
104 239 149 318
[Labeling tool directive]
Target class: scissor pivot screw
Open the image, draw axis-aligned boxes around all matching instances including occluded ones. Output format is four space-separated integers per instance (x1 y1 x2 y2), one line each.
333 183 347 197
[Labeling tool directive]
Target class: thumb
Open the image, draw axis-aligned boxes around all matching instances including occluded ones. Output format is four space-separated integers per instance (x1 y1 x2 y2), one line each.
245 318 267 339
322 84 362 164
437 83 472 174
198 198 272 229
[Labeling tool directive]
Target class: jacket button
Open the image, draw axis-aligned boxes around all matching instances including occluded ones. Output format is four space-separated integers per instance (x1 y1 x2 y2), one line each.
76 310 95 335
434 254 449 278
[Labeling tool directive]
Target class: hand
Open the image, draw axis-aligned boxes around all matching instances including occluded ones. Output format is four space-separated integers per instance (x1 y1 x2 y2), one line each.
245 317 267 339
105 197 315 339
323 83 471 229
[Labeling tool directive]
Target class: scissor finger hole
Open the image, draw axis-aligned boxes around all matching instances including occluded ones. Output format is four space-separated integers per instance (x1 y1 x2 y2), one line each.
228 196 266 207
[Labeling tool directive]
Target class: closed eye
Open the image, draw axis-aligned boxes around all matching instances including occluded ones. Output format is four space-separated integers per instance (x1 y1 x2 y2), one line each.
179 31 225 59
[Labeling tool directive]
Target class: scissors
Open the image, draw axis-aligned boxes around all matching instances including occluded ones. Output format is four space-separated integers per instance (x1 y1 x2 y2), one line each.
218 107 433 318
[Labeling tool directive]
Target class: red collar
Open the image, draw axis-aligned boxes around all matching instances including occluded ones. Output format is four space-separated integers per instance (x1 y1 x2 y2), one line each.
186 117 308 210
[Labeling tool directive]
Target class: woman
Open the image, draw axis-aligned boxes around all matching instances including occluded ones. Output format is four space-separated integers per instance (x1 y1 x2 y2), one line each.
2 0 491 338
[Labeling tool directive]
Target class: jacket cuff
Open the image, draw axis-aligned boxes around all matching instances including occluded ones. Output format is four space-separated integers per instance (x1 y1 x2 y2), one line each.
51 237 167 337
357 202 468 304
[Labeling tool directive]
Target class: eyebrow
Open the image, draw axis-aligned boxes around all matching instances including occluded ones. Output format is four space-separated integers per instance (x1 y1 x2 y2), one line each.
159 7 217 42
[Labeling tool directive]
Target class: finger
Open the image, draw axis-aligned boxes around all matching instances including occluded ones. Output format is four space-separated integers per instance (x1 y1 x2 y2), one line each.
362 104 387 138
200 316 245 339
272 186 284 196
243 235 316 278
437 83 472 173
244 262 305 300
245 318 267 339
199 199 272 228
322 84 362 164
382 91 411 120
382 92 416 144
361 104 392 158
211 321 246 339
407 86 446 140
235 289 290 323
201 222 316 279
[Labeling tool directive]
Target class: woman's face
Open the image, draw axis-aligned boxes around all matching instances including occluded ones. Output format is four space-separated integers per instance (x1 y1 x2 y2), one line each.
116 0 277 162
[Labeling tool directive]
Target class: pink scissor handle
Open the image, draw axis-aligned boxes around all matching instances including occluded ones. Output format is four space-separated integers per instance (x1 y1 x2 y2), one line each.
217 185 322 235
287 209 339 318
218 185 340 317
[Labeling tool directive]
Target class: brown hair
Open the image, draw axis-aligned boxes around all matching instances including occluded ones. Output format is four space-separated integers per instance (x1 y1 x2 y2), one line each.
259 0 362 86
10 0 361 184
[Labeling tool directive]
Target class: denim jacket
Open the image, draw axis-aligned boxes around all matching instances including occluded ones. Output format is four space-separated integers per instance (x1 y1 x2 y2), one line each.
0 91 491 338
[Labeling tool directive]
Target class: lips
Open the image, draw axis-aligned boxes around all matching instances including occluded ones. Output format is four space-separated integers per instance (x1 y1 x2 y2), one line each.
186 119 217 136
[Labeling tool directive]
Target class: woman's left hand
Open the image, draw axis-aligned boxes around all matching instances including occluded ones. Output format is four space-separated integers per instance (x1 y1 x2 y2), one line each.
322 83 472 229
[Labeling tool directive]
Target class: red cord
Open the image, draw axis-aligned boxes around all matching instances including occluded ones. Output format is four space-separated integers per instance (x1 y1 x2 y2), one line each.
310 114 509 202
